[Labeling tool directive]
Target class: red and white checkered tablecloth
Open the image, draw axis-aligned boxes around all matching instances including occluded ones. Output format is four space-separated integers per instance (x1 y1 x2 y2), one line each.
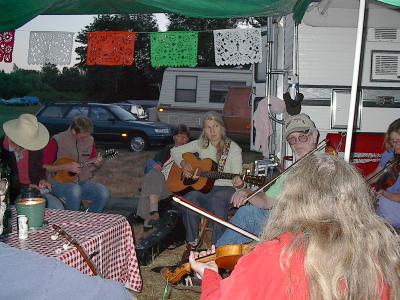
0 209 143 292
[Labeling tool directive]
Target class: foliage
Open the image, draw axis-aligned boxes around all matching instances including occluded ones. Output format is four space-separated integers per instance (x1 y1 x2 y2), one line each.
75 14 162 101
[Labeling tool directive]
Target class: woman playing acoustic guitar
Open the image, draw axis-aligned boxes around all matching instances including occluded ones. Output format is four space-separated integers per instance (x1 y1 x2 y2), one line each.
171 111 243 247
367 118 400 228
190 154 400 299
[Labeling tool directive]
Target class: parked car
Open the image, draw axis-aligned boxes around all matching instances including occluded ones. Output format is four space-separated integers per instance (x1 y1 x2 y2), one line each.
3 96 40 106
114 103 148 120
36 103 173 152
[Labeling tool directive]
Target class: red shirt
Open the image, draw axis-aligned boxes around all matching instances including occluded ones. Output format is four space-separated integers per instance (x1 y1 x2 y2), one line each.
201 233 390 300
3 137 30 185
42 138 97 165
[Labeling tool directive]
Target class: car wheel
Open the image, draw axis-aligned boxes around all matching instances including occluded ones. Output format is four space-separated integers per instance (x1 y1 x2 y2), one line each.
129 134 148 152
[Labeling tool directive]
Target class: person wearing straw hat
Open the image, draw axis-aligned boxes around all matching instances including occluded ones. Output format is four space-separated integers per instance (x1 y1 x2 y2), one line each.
42 116 109 213
1 114 64 209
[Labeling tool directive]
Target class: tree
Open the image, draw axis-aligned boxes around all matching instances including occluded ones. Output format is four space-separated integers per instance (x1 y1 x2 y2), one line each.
75 14 161 101
167 14 268 67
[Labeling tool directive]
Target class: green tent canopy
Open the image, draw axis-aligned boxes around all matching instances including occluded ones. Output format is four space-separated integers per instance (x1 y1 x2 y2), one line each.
0 0 312 32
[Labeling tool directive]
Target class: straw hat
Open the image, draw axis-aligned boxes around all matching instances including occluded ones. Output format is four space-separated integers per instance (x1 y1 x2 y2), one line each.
3 114 49 151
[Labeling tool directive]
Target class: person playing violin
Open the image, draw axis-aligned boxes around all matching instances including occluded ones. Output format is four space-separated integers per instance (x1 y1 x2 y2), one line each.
216 113 319 247
171 111 243 247
367 118 400 227
190 154 400 299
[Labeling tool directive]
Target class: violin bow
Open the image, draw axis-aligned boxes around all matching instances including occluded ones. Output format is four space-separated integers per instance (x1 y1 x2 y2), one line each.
172 195 260 242
243 139 329 204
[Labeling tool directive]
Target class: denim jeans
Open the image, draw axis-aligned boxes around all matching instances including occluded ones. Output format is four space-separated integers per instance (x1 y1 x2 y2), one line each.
377 196 400 228
43 193 65 210
52 181 110 213
181 186 235 244
216 205 270 247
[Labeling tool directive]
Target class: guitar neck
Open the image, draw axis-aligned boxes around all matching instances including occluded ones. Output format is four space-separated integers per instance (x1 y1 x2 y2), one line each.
199 171 266 186
200 171 237 180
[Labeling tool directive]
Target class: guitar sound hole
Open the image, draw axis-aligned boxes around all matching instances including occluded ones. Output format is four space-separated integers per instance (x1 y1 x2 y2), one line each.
68 172 77 176
183 178 198 185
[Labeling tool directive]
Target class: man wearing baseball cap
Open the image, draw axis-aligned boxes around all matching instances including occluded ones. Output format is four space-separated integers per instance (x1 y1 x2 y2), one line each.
1 114 63 209
216 113 319 246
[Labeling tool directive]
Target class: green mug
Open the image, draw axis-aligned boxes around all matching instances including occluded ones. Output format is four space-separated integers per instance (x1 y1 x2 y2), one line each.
15 197 46 230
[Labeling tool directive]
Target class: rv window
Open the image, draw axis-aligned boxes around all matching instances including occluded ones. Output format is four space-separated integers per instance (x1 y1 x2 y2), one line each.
210 81 246 103
175 76 197 102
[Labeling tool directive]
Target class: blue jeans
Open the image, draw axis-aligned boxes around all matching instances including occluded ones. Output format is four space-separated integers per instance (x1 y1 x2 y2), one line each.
181 186 235 244
52 181 110 213
377 197 400 228
216 205 270 247
43 193 65 210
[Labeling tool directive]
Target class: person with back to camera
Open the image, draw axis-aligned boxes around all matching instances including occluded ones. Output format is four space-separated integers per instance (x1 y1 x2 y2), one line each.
190 154 400 299
171 111 243 247
367 117 400 228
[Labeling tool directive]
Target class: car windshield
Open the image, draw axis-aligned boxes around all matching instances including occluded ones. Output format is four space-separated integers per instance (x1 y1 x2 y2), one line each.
109 105 137 121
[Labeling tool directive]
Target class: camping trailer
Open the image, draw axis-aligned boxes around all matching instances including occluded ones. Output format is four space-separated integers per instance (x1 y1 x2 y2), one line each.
252 0 400 161
157 67 252 131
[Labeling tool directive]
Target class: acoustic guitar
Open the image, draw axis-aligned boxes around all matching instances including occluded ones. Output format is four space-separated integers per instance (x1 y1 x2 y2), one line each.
52 224 100 276
167 152 268 193
53 149 118 184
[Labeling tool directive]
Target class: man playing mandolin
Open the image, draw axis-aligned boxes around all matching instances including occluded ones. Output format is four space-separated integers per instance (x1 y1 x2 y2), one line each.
171 111 244 247
216 113 319 246
43 116 109 213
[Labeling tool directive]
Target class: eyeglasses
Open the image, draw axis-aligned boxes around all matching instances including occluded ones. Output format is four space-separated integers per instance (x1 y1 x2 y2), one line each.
287 132 310 145
389 139 400 147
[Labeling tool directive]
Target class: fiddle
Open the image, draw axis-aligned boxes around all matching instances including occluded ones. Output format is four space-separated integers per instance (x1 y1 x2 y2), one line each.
161 243 252 284
375 155 400 191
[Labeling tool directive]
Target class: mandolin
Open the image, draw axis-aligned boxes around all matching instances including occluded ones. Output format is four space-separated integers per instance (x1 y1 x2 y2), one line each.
53 149 118 184
52 224 100 276
167 152 267 193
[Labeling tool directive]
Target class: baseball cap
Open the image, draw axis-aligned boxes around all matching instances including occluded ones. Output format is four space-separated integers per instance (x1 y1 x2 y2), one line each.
285 113 316 138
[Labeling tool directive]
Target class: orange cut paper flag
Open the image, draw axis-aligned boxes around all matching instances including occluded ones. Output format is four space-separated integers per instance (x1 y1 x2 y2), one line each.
87 31 136 66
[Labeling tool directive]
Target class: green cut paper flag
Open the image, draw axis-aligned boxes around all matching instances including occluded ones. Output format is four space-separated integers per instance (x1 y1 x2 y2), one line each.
150 31 198 67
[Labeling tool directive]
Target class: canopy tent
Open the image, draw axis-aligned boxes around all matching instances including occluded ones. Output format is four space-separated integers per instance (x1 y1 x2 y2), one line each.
0 0 312 32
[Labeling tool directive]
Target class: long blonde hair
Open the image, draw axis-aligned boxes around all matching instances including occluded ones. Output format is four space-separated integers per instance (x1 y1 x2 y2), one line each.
262 154 400 300
199 111 227 159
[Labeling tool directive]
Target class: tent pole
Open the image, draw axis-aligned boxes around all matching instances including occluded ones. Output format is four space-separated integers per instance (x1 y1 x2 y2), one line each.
344 0 366 162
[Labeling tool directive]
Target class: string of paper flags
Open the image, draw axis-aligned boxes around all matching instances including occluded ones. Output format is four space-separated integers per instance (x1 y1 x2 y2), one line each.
0 28 262 67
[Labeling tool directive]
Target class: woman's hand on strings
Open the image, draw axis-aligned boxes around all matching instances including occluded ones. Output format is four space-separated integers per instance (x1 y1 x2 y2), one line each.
181 160 194 178
189 245 218 278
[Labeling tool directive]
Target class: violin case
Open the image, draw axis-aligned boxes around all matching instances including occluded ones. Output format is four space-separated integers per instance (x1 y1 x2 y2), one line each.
131 198 186 266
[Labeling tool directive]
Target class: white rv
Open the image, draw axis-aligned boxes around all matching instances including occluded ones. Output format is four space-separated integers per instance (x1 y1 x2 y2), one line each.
157 67 252 130
252 0 400 160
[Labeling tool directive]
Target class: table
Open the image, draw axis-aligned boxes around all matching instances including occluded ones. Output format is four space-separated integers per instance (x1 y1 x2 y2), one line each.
0 208 142 292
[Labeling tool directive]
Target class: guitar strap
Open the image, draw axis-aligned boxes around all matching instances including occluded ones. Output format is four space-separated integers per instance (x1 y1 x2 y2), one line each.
217 138 231 172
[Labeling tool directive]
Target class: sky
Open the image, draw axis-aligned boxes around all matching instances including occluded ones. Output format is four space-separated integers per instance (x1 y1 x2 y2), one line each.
0 14 169 72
